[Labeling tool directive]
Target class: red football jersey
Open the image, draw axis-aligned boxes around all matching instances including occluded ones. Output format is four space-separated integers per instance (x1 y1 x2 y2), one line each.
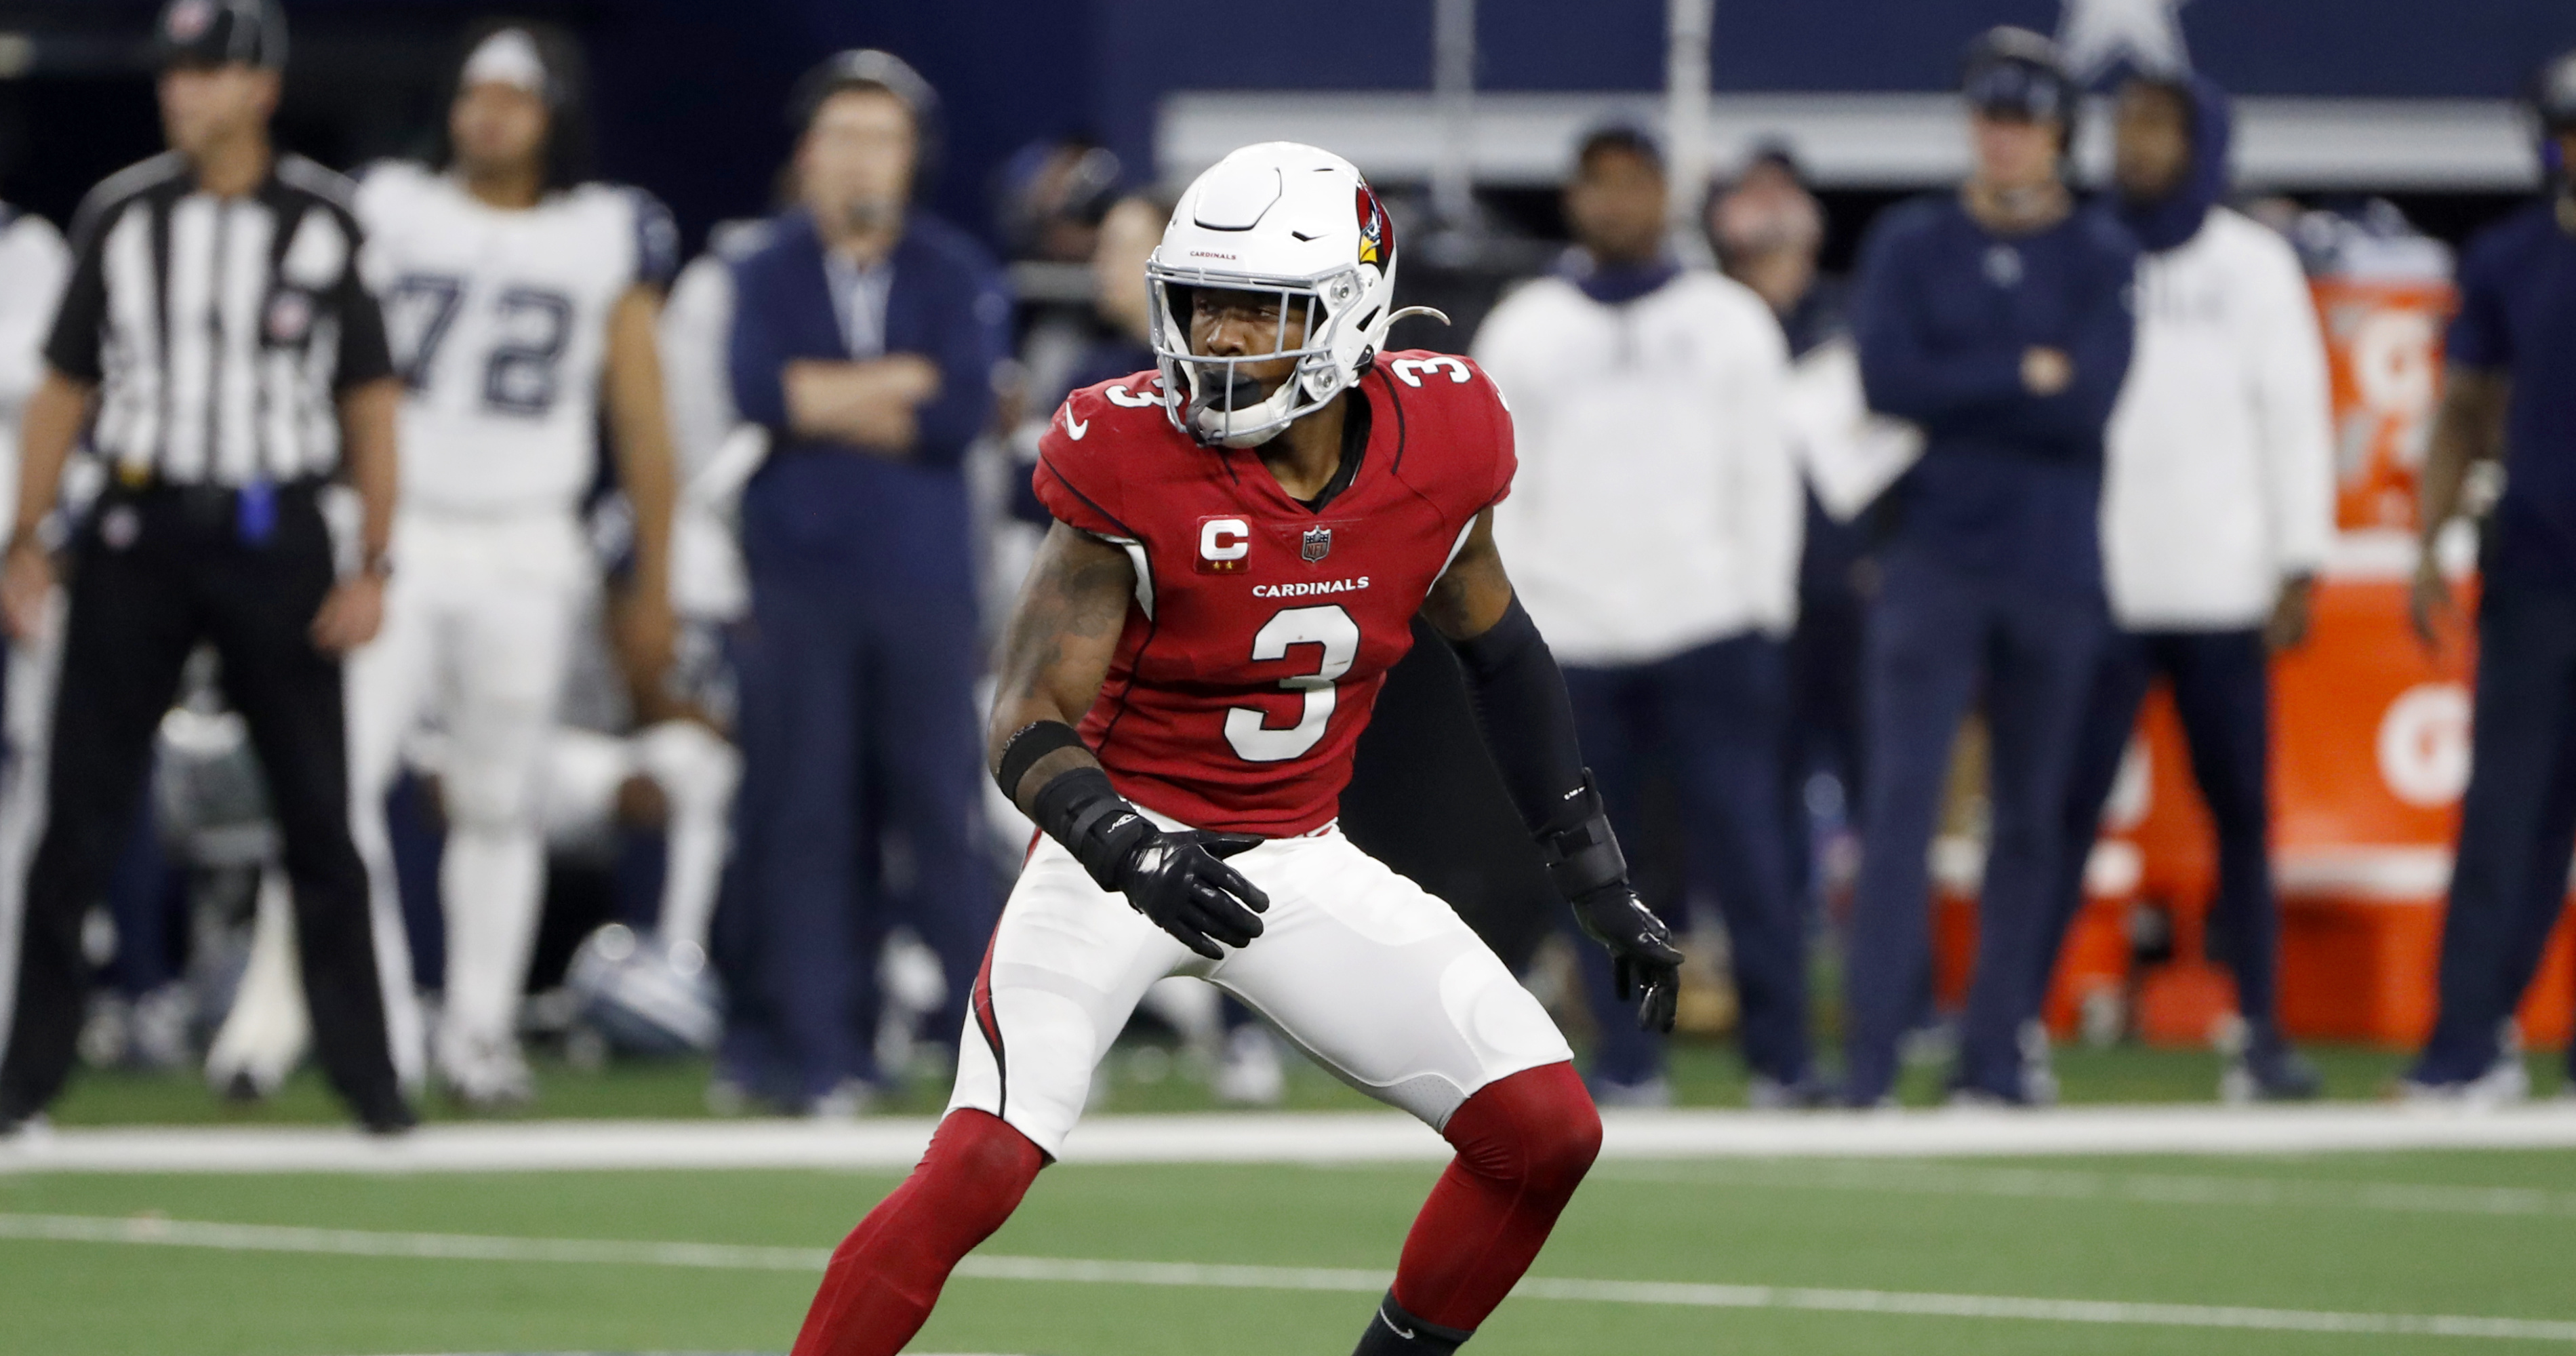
1033 351 1516 837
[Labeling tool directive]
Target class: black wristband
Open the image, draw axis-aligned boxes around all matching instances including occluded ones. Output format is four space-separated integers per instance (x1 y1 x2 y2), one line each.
1534 772 1629 902
1028 763 1154 891
997 719 1089 803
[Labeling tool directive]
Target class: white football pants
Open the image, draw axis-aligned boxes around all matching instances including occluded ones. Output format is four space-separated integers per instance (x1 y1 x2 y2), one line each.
950 814 1573 1159
347 510 586 1071
0 589 64 1062
540 719 740 950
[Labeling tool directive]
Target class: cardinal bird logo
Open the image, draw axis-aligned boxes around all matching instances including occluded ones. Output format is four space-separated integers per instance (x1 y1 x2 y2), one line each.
1354 185 1390 268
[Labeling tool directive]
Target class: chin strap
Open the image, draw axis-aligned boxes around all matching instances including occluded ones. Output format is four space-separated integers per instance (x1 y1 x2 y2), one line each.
1188 367 1304 449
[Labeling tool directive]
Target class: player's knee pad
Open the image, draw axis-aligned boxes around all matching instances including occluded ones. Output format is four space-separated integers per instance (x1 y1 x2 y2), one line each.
635 719 740 815
438 760 544 833
1444 1062 1601 1197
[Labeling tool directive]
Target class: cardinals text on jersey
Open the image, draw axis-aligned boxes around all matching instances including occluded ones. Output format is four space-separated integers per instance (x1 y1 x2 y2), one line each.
357 161 679 515
1033 351 1514 837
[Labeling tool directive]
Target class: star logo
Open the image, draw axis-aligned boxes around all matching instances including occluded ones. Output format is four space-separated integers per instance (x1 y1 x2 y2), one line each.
2056 0 2192 83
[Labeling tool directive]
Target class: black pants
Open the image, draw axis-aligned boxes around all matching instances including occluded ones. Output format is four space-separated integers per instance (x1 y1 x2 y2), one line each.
1782 580 1868 913
0 484 403 1123
2411 584 2576 1085
1842 556 2104 1104
1562 635 1810 1088
2042 627 2284 1037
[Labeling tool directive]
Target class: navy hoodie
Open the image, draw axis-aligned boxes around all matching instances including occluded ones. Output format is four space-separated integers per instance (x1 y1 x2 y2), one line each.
1851 188 2138 590
2120 75 2234 254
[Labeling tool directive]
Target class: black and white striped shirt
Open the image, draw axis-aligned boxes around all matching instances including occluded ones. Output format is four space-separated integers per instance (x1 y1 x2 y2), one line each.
43 151 395 487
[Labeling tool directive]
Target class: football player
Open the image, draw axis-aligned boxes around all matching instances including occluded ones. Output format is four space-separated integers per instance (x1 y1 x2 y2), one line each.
0 197 70 1018
348 24 680 1106
788 142 1681 1356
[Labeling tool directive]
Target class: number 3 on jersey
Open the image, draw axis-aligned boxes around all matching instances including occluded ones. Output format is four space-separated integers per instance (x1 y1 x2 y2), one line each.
1225 605 1359 763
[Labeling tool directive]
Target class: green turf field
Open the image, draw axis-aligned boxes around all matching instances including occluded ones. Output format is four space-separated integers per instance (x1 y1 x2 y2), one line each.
6 1145 2576 1355
12 1040 2573 1354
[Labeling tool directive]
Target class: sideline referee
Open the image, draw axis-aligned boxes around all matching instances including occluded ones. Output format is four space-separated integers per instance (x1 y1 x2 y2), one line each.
0 0 412 1134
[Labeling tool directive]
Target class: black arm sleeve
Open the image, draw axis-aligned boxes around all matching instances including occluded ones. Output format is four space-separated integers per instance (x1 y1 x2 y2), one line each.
1445 595 1631 902
1445 595 1589 836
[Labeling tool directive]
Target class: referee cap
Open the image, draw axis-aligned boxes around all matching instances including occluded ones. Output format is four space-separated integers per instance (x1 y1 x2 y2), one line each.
155 0 288 72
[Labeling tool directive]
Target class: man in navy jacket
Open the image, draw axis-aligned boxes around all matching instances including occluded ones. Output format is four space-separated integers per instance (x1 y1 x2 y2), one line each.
2403 49 2576 1104
1843 28 2137 1106
723 51 1011 1115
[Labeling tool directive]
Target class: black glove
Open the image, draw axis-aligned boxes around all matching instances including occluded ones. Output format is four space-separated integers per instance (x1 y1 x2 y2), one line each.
1535 774 1682 1033
1568 883 1683 1034
1025 760 1272 960
1112 829 1272 960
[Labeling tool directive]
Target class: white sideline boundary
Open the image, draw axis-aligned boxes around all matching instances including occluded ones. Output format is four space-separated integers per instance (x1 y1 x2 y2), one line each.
6 1102 2576 1174
4 1213 2573 1344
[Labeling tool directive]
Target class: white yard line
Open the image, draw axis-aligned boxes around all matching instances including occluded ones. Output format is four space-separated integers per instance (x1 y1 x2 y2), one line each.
1589 1159 2576 1218
3 1212 2572 1344
5 1102 2576 1175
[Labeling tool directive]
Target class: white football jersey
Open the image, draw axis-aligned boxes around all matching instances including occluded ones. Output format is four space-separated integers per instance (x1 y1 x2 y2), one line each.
356 162 679 515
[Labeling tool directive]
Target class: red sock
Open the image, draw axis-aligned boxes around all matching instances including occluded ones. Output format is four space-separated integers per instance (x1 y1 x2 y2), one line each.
790 1109 1046 1356
1389 1061 1602 1332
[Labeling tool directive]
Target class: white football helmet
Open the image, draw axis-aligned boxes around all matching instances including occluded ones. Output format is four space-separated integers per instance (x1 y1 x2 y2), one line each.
1147 142 1437 449
565 923 723 1056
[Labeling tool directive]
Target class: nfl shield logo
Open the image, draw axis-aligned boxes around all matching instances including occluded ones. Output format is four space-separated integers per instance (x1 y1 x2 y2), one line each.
1301 525 1332 563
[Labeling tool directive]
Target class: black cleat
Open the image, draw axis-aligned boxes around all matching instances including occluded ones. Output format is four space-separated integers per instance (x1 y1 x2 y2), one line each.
359 1098 419 1138
1350 1290 1472 1356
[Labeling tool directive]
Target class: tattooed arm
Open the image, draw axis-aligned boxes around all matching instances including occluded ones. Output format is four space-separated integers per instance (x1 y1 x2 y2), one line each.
986 521 1138 816
986 521 1271 955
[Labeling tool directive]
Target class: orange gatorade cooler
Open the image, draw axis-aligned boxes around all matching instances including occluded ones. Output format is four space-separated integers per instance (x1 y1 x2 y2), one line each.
2312 275 2453 532
2268 540 2573 1047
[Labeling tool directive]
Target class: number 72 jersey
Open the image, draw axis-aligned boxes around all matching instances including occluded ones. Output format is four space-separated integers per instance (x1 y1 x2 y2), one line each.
1034 351 1517 838
355 161 679 516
